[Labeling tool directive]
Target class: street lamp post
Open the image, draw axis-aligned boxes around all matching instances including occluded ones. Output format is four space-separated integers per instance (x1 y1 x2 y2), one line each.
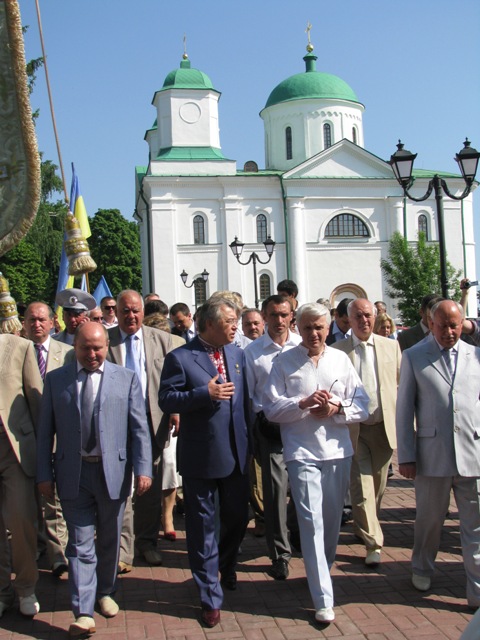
180 268 209 288
389 139 480 298
229 236 276 309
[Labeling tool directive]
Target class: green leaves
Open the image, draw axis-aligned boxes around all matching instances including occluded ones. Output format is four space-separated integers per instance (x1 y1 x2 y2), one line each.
380 232 461 325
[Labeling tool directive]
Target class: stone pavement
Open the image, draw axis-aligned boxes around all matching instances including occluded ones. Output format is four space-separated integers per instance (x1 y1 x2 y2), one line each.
0 467 476 640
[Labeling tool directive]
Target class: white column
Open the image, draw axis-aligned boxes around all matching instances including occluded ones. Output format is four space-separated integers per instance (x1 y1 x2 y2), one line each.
286 200 307 299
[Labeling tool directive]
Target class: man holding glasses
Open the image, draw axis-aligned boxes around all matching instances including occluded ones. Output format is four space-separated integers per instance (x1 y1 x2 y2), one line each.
263 303 368 624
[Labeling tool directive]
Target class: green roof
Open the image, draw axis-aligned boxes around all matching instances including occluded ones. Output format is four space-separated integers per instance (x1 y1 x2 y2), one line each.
159 57 216 92
264 52 361 109
156 146 228 161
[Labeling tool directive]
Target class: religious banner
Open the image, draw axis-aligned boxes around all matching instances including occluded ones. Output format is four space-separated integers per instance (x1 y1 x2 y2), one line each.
0 0 41 256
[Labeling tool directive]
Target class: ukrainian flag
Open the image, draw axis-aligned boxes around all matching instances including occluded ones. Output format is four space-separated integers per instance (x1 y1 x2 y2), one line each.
69 163 91 239
55 164 90 317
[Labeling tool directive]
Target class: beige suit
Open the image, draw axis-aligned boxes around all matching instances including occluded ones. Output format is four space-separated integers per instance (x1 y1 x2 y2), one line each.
332 335 401 550
107 325 182 559
0 335 42 603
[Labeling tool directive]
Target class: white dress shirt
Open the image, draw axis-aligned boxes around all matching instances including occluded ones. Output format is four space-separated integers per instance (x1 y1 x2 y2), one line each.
262 344 369 464
244 330 302 415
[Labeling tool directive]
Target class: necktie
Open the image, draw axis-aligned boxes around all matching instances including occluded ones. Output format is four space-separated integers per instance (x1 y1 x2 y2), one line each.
125 335 140 378
358 342 378 416
35 343 46 380
442 348 454 378
81 370 96 453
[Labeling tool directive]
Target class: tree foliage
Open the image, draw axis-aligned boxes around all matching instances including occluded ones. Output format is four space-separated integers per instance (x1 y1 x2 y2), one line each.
380 231 461 325
0 239 48 304
88 209 142 296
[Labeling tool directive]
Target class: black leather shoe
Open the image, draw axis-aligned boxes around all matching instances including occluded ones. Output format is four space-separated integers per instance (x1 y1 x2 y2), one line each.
270 558 289 580
221 572 237 591
201 608 221 628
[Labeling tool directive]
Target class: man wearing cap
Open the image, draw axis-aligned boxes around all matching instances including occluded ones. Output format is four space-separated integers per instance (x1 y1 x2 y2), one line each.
54 288 96 345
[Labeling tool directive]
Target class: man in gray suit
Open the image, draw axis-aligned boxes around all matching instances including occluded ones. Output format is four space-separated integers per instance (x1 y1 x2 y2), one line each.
37 322 152 636
396 300 480 607
24 302 74 578
108 289 180 568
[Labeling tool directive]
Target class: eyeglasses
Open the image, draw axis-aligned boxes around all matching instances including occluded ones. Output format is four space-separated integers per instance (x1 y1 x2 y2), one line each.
328 379 358 407
103 305 116 310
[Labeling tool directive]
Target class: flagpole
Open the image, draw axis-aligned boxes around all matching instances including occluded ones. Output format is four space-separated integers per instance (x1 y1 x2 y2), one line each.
34 0 69 204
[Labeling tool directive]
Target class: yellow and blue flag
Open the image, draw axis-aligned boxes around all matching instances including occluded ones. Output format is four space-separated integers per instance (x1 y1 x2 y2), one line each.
55 164 90 314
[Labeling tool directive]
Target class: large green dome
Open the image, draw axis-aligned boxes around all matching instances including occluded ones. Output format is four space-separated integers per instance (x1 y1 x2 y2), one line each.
161 57 216 91
264 52 361 108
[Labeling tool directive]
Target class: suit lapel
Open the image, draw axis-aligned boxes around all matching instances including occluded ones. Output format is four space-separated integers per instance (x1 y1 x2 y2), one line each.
190 338 218 379
425 338 451 385
46 340 62 372
99 361 116 411
224 344 240 383
108 327 123 365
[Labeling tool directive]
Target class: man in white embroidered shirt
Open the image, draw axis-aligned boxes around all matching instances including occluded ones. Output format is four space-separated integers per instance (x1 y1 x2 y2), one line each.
263 303 368 625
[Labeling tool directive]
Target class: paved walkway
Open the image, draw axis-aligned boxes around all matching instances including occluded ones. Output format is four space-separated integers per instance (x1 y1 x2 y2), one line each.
0 466 476 639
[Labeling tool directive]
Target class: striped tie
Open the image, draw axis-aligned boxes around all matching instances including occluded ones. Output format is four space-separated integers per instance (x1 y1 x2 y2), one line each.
34 343 46 380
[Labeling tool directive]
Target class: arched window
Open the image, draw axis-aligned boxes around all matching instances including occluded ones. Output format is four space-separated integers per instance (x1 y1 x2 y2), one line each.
193 215 205 245
352 127 357 145
259 274 271 301
286 126 292 160
325 214 370 238
194 279 207 308
418 214 429 240
323 123 332 149
256 214 268 243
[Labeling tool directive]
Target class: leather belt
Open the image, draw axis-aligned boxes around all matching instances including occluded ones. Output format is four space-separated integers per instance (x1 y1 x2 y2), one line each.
82 456 102 463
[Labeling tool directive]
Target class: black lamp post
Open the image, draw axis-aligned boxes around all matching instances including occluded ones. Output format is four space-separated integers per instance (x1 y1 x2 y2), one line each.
180 268 209 288
389 138 480 298
229 235 276 309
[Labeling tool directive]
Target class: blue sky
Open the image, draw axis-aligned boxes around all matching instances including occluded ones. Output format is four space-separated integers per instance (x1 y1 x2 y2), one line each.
20 0 480 274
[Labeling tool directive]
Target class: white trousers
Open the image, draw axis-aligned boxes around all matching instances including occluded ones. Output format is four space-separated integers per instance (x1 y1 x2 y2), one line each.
287 457 351 610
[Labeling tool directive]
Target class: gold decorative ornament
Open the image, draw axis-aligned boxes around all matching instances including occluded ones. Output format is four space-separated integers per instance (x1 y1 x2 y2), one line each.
64 213 97 276
0 272 22 334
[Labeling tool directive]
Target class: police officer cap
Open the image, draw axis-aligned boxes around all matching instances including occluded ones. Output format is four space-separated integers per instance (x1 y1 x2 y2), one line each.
55 288 96 312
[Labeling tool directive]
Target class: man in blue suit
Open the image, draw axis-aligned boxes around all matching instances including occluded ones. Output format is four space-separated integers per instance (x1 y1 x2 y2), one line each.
159 297 251 628
37 322 152 637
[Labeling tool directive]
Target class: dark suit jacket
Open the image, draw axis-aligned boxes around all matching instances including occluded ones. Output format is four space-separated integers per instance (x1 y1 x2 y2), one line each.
36 360 152 501
107 325 181 448
397 322 426 352
158 336 251 479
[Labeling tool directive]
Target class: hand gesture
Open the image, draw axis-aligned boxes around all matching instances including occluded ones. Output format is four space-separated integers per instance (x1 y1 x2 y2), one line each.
208 374 235 400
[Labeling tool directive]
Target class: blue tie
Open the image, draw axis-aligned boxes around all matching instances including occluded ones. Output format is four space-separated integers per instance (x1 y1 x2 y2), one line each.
125 335 140 378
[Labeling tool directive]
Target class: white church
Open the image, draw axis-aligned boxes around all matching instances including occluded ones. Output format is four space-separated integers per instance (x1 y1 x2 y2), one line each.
134 40 477 316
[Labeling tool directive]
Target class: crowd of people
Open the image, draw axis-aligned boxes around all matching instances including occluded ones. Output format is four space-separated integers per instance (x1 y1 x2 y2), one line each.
0 276 479 637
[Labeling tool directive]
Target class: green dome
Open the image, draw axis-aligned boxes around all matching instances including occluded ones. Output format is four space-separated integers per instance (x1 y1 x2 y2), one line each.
161 57 215 91
264 52 360 108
